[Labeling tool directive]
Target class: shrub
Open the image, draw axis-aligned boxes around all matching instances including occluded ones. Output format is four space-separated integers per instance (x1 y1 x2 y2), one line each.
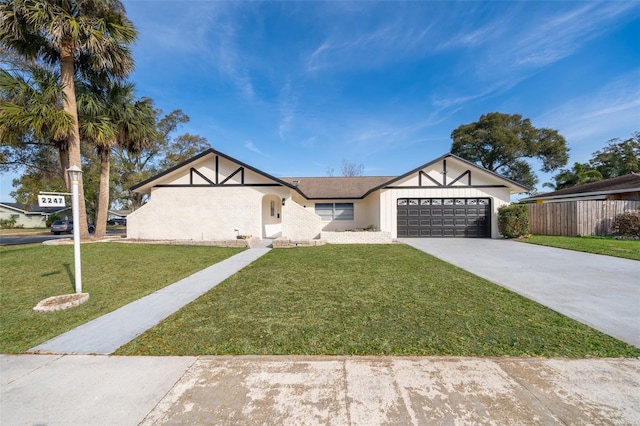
47 213 62 228
498 204 529 238
612 211 640 238
0 218 16 229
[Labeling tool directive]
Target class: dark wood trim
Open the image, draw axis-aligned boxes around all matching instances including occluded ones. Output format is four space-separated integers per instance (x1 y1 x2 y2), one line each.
190 168 215 185
154 183 282 188
215 155 219 184
442 159 447 185
385 185 508 189
448 170 471 186
220 167 244 185
419 171 442 187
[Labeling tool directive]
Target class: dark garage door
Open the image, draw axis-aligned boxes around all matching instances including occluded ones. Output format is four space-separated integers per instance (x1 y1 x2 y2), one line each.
397 198 490 238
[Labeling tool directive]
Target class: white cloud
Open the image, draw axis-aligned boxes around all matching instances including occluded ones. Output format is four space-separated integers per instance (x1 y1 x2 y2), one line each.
244 141 267 156
535 70 640 160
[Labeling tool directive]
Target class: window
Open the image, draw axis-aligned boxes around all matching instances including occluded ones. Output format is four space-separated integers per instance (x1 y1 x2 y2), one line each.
270 200 275 217
315 203 354 221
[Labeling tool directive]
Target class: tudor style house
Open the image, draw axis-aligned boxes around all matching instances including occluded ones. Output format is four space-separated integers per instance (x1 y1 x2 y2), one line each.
127 149 529 242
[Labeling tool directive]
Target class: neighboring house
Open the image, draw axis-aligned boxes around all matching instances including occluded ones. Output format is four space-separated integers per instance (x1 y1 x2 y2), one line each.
0 202 70 228
522 174 640 203
108 209 131 220
127 149 529 241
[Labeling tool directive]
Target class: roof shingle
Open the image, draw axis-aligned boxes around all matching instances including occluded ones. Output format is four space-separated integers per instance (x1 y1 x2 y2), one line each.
282 176 396 199
530 174 640 199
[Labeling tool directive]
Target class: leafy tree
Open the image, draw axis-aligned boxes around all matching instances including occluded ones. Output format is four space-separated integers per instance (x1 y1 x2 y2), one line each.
0 64 74 187
111 109 210 210
10 145 66 207
544 162 602 190
589 133 639 178
77 80 156 237
451 112 569 189
1 0 137 238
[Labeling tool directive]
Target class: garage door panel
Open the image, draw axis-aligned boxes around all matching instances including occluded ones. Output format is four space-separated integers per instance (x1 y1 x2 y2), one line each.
397 198 490 238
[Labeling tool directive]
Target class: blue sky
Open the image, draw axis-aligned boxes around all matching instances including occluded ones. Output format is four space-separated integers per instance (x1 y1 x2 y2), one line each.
1 1 639 201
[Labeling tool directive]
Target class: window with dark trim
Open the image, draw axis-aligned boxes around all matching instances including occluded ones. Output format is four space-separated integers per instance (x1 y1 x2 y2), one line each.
315 203 354 221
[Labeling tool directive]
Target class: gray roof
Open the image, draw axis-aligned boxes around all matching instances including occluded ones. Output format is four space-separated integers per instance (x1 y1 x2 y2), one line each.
524 174 640 200
282 176 396 199
0 202 70 214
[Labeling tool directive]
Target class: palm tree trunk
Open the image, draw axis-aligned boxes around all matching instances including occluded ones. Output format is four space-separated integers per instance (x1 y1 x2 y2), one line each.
94 146 110 239
58 145 70 191
60 41 89 240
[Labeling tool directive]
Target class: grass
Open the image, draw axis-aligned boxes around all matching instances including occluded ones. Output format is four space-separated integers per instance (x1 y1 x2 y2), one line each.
0 228 49 235
520 235 640 261
0 243 243 353
116 244 640 358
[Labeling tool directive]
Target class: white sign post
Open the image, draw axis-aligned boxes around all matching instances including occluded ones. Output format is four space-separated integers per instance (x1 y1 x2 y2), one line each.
67 165 83 294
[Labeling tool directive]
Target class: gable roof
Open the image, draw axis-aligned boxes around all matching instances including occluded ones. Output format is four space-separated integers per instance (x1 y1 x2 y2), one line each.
130 148 296 193
522 173 640 201
363 153 531 196
131 150 530 198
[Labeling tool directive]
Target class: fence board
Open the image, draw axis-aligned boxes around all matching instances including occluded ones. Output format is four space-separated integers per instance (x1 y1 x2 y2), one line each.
527 200 640 236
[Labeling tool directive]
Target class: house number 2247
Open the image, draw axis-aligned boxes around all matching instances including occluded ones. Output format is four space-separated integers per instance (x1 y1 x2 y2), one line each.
38 195 66 207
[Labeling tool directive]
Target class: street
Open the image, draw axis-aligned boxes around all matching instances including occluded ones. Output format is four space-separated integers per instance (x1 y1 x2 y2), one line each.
0 229 125 246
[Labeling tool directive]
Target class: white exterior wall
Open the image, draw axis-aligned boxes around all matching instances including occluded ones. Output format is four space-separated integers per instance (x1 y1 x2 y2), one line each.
128 186 288 241
0 209 50 228
310 198 380 232
281 200 323 240
379 187 512 239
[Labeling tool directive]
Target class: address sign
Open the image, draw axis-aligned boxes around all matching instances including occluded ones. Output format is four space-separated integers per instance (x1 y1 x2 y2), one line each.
38 195 66 207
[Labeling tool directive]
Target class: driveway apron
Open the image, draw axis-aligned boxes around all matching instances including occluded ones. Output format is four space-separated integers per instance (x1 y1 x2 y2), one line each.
401 238 640 348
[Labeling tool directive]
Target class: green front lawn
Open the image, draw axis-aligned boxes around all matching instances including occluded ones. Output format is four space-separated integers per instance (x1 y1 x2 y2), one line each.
0 243 243 353
520 235 640 261
117 245 639 358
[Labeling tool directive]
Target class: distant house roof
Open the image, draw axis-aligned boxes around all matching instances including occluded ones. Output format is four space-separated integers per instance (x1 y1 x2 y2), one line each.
522 174 640 202
108 209 131 217
0 202 70 215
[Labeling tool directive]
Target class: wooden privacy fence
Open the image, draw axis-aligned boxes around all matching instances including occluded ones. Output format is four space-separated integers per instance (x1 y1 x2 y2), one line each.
527 200 640 236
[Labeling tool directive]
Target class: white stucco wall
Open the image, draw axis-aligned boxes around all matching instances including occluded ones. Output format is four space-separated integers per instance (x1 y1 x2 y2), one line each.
281 200 323 240
127 186 289 241
306 198 380 232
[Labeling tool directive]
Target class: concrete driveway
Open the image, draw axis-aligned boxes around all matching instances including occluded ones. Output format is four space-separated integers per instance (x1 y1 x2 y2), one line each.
401 238 640 348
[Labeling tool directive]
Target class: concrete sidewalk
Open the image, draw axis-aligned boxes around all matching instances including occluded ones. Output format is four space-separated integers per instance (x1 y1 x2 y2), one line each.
28 247 271 355
402 238 640 348
2 354 639 425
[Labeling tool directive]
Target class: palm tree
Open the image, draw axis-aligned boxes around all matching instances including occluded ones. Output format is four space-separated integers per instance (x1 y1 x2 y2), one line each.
0 64 74 188
77 80 156 238
547 162 603 190
0 0 137 239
